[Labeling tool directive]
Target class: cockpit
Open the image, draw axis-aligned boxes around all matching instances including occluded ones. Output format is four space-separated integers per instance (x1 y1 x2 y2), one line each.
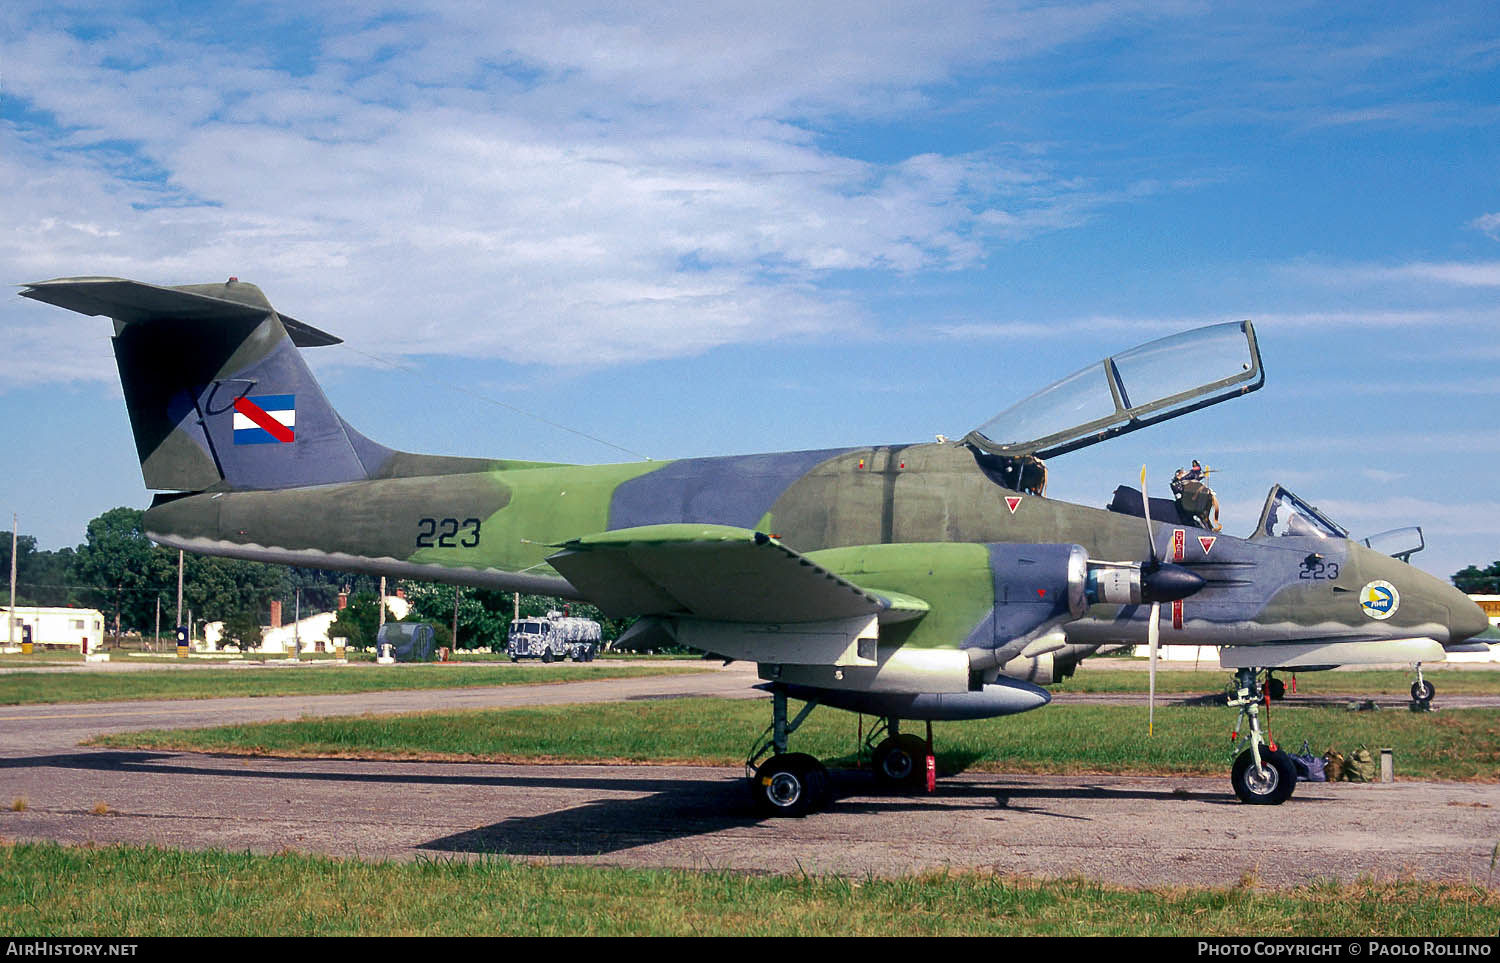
959 319 1430 561
1252 485 1348 540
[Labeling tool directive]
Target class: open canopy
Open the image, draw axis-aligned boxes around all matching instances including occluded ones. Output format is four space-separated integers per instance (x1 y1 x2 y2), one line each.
963 321 1263 460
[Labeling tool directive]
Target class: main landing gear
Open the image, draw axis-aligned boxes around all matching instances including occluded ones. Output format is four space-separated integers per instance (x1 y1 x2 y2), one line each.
746 689 831 817
746 690 938 816
864 717 932 791
1410 662 1435 707
1227 667 1296 805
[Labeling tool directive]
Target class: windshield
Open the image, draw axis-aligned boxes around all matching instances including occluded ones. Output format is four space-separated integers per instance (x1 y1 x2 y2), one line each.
1361 526 1424 560
965 321 1263 459
1253 486 1348 540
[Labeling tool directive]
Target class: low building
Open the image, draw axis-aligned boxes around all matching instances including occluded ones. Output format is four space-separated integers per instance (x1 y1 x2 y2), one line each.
2 606 107 651
227 594 411 654
1470 595 1500 628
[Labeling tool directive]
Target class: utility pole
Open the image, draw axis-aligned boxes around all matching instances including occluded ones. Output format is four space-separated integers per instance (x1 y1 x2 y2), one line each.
8 516 16 650
175 550 184 632
378 575 386 629
155 596 161 651
451 586 460 651
294 587 300 654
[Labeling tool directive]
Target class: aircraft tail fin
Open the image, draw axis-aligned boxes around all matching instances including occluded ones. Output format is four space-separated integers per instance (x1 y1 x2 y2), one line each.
20 276 392 493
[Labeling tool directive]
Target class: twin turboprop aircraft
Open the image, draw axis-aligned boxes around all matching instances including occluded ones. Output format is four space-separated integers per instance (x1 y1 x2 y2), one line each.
21 276 1490 815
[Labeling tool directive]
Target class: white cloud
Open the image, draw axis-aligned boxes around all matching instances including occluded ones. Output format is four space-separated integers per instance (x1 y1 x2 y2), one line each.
1316 496 1500 538
1286 260 1500 289
1470 212 1500 240
0 2 1173 385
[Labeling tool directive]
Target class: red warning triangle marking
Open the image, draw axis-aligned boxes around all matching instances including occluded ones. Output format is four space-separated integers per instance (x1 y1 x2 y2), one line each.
1036 588 1047 599
1198 535 1216 555
1005 496 1022 514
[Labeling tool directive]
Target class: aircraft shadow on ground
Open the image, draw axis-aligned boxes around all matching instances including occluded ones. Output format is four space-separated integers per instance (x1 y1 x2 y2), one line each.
5 750 1279 857
422 780 763 857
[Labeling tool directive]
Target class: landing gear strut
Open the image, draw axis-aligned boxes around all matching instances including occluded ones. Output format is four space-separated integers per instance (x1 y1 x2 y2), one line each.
1227 667 1296 804
746 689 830 817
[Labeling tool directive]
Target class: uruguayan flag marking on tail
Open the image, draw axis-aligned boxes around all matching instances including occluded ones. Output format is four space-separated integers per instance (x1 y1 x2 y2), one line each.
232 394 296 445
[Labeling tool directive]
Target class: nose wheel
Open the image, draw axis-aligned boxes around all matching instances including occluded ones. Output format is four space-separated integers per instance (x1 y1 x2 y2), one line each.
1227 667 1296 805
1231 746 1297 804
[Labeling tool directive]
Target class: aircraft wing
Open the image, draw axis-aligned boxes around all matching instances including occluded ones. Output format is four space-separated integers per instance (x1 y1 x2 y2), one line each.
546 524 929 625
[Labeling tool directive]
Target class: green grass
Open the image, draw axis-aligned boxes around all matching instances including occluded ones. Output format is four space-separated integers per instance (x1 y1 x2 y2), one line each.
1056 667 1500 697
92 698 1500 781
2 842 1494 935
0 663 705 705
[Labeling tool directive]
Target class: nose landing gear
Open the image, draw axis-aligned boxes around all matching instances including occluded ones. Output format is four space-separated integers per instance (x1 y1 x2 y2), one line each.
1228 667 1296 804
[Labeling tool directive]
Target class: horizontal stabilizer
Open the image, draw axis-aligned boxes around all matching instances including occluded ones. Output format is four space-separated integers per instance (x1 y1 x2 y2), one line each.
547 524 928 624
20 276 341 347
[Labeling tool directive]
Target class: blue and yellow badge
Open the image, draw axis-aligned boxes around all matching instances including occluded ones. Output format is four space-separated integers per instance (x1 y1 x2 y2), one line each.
1359 580 1399 621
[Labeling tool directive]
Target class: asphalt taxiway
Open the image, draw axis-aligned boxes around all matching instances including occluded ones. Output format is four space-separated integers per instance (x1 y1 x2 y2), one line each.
2 662 1497 887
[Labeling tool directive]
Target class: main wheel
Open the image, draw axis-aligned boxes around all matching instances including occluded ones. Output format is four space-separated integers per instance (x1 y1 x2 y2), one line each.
871 734 929 790
751 753 828 817
1411 680 1435 702
1267 677 1286 701
1231 747 1297 805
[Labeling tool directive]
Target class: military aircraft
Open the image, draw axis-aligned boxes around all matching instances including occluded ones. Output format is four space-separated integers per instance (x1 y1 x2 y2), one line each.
21 276 1491 815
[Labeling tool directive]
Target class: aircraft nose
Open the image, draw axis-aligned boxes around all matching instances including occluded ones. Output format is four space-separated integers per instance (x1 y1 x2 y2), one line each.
1448 594 1490 643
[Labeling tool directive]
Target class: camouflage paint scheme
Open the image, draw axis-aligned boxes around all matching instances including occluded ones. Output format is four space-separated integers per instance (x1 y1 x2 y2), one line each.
22 277 1489 689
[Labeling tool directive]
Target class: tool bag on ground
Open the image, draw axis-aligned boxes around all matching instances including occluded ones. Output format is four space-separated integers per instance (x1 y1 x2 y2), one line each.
1322 748 1347 782
1344 745 1377 782
1291 739 1326 782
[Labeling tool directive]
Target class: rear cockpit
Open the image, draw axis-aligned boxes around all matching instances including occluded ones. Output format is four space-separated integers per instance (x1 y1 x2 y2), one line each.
1103 482 1354 540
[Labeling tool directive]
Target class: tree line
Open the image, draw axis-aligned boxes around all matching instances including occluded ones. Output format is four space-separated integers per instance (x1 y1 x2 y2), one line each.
1452 561 1500 594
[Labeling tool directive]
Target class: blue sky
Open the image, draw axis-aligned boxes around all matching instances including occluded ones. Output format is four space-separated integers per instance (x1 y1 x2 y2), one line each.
2 1 1498 581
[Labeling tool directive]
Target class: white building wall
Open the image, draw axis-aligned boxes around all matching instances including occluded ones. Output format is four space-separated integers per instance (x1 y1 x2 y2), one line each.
3 607 107 650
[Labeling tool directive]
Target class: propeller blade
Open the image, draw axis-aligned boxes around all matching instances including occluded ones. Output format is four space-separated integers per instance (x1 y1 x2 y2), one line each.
1139 465 1158 568
1148 600 1160 736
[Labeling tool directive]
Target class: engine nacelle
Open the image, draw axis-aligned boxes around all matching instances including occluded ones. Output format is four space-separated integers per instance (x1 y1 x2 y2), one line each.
1085 562 1142 605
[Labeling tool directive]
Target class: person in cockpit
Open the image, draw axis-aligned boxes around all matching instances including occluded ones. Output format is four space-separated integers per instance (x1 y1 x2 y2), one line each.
1172 459 1221 531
